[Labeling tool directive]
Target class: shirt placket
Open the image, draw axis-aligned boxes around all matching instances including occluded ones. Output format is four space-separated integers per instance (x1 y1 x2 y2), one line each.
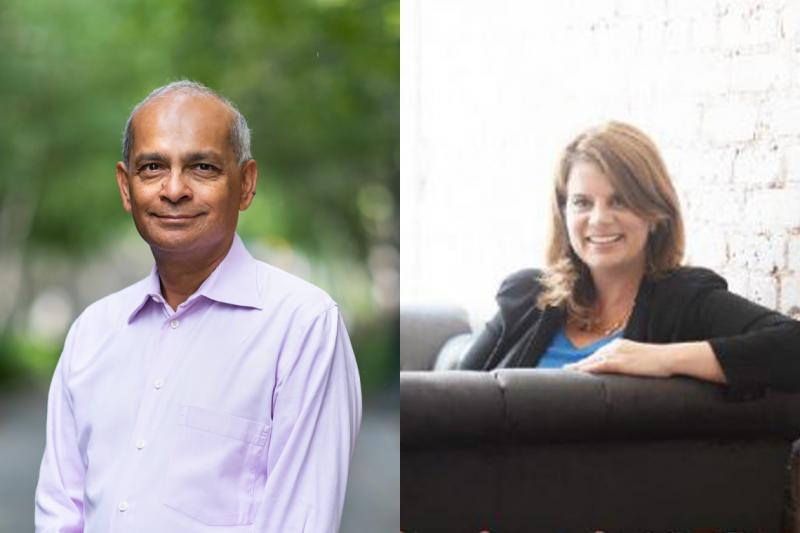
109 297 195 531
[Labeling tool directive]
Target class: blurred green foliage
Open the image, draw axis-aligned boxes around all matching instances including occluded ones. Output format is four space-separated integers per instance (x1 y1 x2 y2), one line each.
0 0 398 392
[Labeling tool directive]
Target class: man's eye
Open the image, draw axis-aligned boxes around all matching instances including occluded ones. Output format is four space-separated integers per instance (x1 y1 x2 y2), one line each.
139 163 162 174
196 163 215 172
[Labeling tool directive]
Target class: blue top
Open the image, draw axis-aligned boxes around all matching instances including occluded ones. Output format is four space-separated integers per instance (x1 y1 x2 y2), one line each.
536 326 624 369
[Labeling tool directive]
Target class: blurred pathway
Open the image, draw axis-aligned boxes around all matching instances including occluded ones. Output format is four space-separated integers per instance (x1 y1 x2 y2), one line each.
0 386 398 532
0 386 46 533
341 393 400 532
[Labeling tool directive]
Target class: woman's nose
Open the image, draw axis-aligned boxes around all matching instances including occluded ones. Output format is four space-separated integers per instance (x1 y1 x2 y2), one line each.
588 203 613 225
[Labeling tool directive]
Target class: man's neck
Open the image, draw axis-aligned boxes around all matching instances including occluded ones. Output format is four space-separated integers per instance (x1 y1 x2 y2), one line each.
153 237 234 311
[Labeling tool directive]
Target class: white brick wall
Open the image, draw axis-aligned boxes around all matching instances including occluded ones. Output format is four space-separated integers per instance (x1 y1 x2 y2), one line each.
401 0 800 322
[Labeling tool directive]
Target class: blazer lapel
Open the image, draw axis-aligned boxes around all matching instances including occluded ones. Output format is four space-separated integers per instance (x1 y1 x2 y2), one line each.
624 276 654 342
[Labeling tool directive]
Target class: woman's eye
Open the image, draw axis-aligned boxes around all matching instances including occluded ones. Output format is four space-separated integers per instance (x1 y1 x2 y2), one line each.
571 198 590 208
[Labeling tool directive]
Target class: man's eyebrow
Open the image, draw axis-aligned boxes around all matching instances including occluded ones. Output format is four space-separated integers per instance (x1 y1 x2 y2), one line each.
133 152 169 166
184 151 223 164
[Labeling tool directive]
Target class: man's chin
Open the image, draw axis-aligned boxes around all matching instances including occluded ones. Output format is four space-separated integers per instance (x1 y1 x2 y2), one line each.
140 228 234 260
140 229 203 255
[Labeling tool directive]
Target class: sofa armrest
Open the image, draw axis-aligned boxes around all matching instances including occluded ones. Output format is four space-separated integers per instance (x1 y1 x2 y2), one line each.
401 369 800 446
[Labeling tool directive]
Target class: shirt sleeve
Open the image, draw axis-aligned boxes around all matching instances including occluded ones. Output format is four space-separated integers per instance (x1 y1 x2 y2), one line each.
256 305 362 532
460 269 544 370
688 287 800 392
35 321 86 533
460 311 503 370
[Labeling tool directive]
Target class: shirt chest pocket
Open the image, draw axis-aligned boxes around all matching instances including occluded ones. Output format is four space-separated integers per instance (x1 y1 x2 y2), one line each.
163 405 271 526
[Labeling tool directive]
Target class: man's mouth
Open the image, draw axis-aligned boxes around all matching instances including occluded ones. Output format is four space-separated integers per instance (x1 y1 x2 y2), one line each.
152 213 202 219
586 234 623 244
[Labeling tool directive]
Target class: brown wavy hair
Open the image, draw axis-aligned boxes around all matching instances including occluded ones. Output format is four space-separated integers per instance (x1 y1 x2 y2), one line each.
537 121 685 325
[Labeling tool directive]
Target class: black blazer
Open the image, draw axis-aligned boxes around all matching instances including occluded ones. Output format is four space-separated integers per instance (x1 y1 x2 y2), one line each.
460 267 800 395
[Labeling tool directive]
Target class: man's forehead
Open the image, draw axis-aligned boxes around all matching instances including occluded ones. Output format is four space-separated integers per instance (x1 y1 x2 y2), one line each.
129 92 235 156
134 92 233 127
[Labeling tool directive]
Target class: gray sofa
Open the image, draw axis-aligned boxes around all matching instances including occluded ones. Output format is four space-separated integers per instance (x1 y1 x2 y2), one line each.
400 307 800 532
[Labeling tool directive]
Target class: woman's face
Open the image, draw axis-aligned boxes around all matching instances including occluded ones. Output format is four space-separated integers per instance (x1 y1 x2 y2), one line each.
564 161 650 279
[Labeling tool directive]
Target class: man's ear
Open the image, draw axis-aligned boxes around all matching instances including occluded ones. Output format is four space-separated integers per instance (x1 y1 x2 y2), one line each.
116 162 133 213
238 159 259 211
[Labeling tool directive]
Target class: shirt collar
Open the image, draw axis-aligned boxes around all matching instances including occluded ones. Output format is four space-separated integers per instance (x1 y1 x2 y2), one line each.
127 233 263 323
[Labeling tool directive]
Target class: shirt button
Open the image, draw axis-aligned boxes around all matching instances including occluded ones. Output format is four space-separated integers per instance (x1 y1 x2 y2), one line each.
170 319 180 329
154 379 164 390
118 500 129 512
136 439 147 450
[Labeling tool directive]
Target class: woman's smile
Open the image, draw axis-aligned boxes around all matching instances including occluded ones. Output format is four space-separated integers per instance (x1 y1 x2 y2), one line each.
586 234 624 245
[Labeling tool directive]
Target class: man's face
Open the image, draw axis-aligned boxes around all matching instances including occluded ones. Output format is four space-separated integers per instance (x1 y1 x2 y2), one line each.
116 93 256 259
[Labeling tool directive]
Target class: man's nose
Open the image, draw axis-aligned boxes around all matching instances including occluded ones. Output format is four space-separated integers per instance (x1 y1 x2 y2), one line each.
160 170 192 203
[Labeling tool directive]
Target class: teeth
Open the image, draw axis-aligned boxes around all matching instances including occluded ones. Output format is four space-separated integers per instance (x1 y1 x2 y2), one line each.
587 235 622 244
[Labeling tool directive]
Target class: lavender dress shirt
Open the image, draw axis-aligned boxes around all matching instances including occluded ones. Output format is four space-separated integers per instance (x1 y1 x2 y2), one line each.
35 234 362 533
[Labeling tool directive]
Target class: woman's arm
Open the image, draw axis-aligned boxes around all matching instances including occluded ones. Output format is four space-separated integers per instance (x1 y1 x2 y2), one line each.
569 285 800 390
697 289 800 391
566 339 727 384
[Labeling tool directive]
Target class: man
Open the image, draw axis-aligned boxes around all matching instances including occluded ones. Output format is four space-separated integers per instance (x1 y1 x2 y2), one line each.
35 80 362 532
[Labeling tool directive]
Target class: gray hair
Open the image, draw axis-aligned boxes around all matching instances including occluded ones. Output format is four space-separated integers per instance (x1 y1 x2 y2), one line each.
121 80 252 165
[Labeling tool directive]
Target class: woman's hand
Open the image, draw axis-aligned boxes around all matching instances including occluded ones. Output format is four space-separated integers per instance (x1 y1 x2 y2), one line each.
565 339 727 384
565 339 672 377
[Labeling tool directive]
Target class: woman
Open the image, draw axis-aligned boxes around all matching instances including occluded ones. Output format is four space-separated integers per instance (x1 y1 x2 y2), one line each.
460 121 800 395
